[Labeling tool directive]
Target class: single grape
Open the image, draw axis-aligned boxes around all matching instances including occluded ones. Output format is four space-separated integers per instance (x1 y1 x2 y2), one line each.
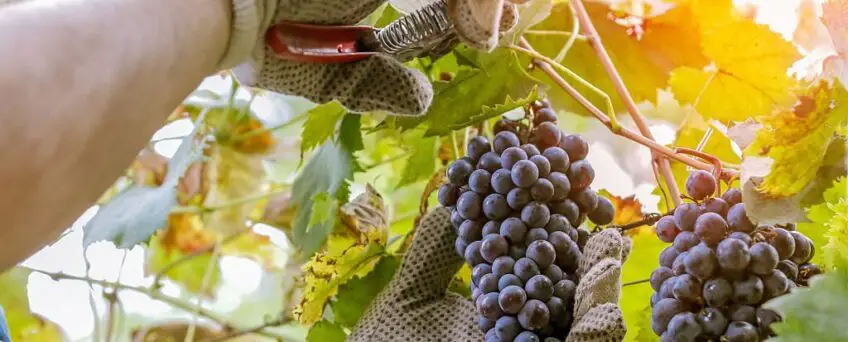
455 238 468 258
451 208 464 228
546 172 571 202
717 238 751 272
732 274 764 305
722 188 743 206
549 199 580 225
493 131 521 154
468 169 492 195
666 312 702 342
724 321 758 342
673 231 700 252
756 308 781 338
438 184 460 207
527 240 557 269
526 275 554 301
495 316 521 341
457 191 483 219
478 292 505 320
659 276 677 299
481 234 510 263
498 285 528 314
525 228 549 246
523 158 549 184
542 147 570 174
651 298 688 335
544 214 571 234
728 232 753 245
672 251 689 276
698 307 728 336
660 247 680 268
656 216 681 243
672 274 702 303
483 220 501 236
494 118 520 134
521 202 551 228
651 293 661 307
673 203 703 232
501 146 529 170
500 218 528 244
479 317 495 331
512 160 540 188
702 277 732 307
553 239 581 274
499 274 524 290
465 240 485 266
546 296 564 318
477 152 502 173
544 265 564 283
684 244 718 280
776 259 799 281
515 258 542 282
588 196 614 225
569 188 599 213
471 259 492 285
466 135 492 161
472 288 482 302
560 135 588 161
492 256 516 277
650 267 674 292
789 231 813 264
518 299 550 330
553 279 576 300
761 269 790 300
515 331 542 342
548 232 575 260
507 188 532 210
479 273 499 293
459 220 483 243
702 197 730 217
566 160 594 191
727 203 755 234
531 178 555 202
521 144 541 157
685 170 717 200
728 305 757 325
484 327 499 342
535 122 562 147
532 98 552 111
491 169 515 195
765 227 796 260
749 242 779 276
483 194 510 221
447 159 473 185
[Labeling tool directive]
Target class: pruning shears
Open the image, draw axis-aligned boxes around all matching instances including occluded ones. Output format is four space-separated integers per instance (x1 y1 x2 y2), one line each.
265 0 458 64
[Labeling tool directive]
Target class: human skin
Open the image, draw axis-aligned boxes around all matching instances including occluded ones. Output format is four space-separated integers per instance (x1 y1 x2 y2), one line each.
0 0 231 270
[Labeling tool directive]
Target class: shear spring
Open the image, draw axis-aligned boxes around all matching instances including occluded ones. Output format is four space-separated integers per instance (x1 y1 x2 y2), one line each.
376 0 454 57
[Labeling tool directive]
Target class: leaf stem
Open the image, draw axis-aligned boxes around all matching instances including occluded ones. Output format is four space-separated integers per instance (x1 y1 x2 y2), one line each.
569 0 684 207
623 278 650 287
523 30 586 40
555 1 581 62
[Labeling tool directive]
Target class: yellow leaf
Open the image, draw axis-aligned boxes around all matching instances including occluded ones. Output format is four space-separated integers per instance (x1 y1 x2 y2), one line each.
745 83 848 197
145 215 221 297
0 268 68 342
203 145 266 236
669 0 801 121
221 231 286 270
338 184 389 245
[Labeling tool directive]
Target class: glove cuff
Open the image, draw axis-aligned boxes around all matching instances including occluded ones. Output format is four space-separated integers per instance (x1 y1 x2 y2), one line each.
215 0 263 71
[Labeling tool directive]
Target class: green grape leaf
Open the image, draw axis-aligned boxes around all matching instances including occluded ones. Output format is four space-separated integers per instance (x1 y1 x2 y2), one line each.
620 231 666 341
763 259 848 342
83 111 207 248
145 234 221 297
292 140 359 258
339 114 365 156
797 177 848 269
331 256 401 328
300 101 348 161
397 130 439 188
307 192 337 234
306 320 346 342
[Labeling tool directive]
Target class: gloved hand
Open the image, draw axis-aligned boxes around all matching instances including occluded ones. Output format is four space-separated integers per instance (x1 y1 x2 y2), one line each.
348 206 630 342
217 0 520 116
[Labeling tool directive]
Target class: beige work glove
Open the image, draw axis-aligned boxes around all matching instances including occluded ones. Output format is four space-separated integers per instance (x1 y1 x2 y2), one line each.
348 206 629 342
217 0 519 115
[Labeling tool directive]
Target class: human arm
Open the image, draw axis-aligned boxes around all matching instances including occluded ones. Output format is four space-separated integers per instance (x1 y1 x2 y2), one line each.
0 0 231 269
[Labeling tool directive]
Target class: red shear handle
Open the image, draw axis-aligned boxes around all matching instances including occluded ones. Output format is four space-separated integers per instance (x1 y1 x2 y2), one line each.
265 21 379 64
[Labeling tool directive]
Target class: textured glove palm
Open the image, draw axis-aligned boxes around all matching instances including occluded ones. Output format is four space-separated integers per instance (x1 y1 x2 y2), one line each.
348 207 630 342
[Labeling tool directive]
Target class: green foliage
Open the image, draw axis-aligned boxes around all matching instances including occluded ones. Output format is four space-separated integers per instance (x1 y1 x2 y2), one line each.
331 256 401 328
798 177 848 269
300 101 348 161
145 234 221 296
397 130 439 188
306 320 346 342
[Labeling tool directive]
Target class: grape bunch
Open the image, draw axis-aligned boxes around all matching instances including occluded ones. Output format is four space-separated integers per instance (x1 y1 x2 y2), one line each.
437 99 615 342
650 170 821 342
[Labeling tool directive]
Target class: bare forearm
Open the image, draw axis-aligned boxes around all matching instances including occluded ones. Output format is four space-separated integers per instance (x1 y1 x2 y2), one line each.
0 0 230 269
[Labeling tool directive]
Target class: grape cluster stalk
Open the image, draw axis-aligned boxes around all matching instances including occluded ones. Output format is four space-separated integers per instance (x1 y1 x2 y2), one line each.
650 171 822 342
438 99 615 342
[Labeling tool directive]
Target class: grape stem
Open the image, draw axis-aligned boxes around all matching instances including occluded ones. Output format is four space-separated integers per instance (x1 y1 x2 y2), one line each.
605 210 673 233
622 278 650 287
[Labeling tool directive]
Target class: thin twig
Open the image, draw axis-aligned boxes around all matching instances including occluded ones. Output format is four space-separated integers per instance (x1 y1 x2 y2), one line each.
515 38 738 180
555 1 581 62
570 0 683 207
171 188 289 214
623 278 650 287
524 30 586 40
205 314 289 342
362 151 414 170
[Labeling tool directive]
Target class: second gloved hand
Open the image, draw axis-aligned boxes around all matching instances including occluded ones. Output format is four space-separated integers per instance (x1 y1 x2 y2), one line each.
348 206 630 342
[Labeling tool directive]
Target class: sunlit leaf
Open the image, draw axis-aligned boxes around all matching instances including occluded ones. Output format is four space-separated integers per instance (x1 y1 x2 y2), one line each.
0 268 67 342
669 0 801 121
306 320 346 342
221 231 286 270
300 101 348 160
145 214 221 297
330 256 400 328
202 145 266 236
797 177 848 269
621 231 666 341
397 129 439 188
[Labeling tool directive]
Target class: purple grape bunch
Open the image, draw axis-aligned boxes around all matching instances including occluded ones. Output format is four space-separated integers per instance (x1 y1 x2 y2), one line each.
650 170 821 342
438 99 615 341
